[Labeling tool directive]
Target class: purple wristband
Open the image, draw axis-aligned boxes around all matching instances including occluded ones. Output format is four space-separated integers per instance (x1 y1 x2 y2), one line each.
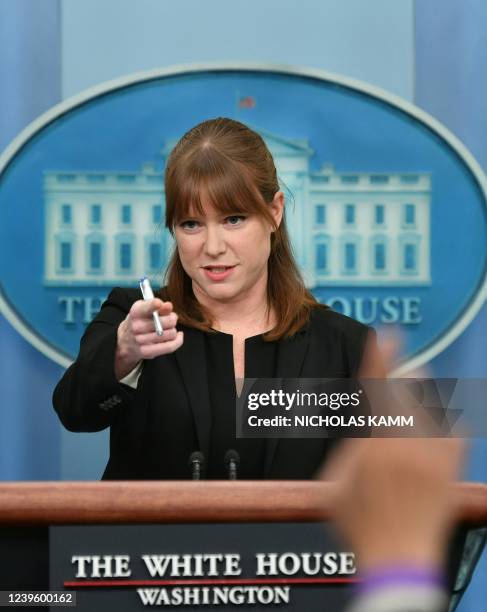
356 565 446 596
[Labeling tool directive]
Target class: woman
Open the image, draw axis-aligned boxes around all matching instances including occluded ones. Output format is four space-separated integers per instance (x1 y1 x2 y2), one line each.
53 117 373 480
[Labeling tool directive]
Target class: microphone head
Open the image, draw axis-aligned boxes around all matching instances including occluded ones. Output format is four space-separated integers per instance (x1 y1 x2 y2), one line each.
188 451 205 467
224 449 240 467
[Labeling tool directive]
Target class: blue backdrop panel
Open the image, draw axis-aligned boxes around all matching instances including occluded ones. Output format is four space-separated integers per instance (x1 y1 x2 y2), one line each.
0 0 62 480
415 1 487 610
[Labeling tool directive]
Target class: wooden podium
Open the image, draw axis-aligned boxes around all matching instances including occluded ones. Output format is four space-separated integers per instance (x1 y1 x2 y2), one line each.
1 481 487 525
0 482 486 611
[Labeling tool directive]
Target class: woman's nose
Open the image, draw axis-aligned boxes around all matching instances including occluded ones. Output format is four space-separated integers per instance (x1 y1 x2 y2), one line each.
204 225 226 256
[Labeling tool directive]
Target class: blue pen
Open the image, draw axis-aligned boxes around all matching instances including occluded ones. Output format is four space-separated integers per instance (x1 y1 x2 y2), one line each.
139 277 163 336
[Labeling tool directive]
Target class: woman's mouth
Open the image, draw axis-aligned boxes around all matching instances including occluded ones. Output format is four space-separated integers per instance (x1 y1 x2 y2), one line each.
203 266 236 281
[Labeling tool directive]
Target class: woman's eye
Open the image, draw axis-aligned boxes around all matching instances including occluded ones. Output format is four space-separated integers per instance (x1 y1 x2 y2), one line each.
180 220 200 230
225 215 246 226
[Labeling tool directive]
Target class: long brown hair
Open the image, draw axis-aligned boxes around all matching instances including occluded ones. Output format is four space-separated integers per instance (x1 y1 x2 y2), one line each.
163 117 323 340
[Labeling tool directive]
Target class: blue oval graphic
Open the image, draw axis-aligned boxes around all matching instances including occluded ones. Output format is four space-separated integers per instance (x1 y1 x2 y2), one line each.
0 64 486 371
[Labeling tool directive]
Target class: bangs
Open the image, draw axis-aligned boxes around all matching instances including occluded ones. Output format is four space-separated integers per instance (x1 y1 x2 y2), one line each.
166 147 272 227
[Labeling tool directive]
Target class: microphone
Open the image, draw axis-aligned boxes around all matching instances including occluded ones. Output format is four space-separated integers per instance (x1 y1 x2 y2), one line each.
188 451 205 480
224 449 240 480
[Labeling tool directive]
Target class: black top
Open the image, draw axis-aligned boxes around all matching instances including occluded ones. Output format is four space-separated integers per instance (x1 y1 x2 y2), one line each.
205 331 275 479
52 287 372 480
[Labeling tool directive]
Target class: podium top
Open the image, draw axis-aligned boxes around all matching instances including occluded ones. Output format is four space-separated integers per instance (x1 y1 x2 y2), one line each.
0 481 486 526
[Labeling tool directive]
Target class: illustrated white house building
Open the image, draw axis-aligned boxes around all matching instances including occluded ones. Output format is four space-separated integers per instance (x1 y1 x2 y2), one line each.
43 128 431 287
43 162 168 286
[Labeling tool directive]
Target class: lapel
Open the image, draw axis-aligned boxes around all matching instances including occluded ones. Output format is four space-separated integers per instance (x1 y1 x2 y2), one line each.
263 324 311 477
175 321 311 480
174 327 212 467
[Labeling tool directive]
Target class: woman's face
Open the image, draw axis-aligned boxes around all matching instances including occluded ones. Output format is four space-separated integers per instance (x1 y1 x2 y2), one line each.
174 191 284 304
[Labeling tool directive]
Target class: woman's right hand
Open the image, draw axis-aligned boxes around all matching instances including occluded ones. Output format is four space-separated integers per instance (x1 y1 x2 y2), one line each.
114 299 184 379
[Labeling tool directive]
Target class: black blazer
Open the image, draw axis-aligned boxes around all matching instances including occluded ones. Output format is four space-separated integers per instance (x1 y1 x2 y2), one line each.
53 288 371 480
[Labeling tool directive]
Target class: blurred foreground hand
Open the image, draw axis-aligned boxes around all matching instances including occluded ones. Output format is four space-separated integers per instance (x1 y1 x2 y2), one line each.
324 437 465 572
328 330 465 570
325 329 466 611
